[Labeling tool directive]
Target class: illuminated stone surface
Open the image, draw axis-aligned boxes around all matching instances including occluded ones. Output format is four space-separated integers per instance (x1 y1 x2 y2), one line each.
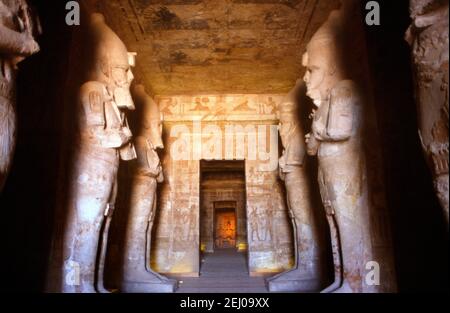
303 6 396 293
82 0 339 95
32 0 447 294
61 13 137 293
150 94 294 276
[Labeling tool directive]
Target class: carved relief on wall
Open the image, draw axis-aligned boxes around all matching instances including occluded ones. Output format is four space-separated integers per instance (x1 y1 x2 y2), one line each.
151 157 200 275
151 92 292 275
91 0 340 95
157 94 282 121
246 161 294 274
172 204 198 247
248 205 274 243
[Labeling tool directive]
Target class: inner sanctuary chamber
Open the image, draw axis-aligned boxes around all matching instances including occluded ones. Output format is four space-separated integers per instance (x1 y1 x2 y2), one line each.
0 0 448 293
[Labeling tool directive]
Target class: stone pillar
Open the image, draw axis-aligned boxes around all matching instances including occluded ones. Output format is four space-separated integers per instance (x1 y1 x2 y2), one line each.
62 13 137 293
0 0 40 191
303 6 396 292
406 0 449 224
266 80 325 292
120 85 177 292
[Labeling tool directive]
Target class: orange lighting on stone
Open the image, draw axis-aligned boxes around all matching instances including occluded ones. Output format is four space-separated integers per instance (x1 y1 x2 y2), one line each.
215 211 236 249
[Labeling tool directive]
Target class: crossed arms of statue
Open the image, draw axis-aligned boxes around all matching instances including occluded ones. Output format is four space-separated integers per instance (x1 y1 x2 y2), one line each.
306 83 355 156
135 136 164 182
278 124 307 178
80 82 133 149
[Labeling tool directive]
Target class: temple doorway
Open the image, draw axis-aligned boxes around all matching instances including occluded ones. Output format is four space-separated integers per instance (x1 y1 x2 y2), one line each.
171 160 269 291
199 160 248 270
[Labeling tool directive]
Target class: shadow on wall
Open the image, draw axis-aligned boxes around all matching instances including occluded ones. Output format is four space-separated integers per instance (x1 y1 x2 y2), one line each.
362 0 449 292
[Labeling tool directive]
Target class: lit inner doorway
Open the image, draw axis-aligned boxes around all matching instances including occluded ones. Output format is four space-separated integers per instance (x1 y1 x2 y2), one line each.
214 207 237 249
199 160 248 270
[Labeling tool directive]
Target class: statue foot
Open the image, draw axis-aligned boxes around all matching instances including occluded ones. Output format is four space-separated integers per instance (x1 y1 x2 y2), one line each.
266 268 321 293
96 284 112 293
320 280 341 293
121 270 178 293
329 280 355 293
63 284 98 293
320 280 353 293
81 286 99 293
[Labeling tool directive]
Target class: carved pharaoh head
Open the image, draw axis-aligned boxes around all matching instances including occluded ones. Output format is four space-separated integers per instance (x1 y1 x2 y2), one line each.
89 13 136 110
133 84 164 149
303 10 345 107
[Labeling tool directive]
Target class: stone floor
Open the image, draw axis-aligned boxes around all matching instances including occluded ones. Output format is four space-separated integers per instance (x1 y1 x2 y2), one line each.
173 249 271 293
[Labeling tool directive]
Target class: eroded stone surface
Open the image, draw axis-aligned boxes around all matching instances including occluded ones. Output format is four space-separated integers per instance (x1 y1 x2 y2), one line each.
266 79 325 292
304 6 396 293
120 85 177 292
61 13 136 293
407 0 449 224
0 0 40 191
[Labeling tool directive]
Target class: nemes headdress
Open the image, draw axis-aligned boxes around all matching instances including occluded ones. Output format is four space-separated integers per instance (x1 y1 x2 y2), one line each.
133 84 161 122
277 80 302 123
89 13 135 76
305 10 345 74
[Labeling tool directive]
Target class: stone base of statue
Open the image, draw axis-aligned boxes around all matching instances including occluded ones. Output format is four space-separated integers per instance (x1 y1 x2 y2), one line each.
121 271 178 293
266 268 321 292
